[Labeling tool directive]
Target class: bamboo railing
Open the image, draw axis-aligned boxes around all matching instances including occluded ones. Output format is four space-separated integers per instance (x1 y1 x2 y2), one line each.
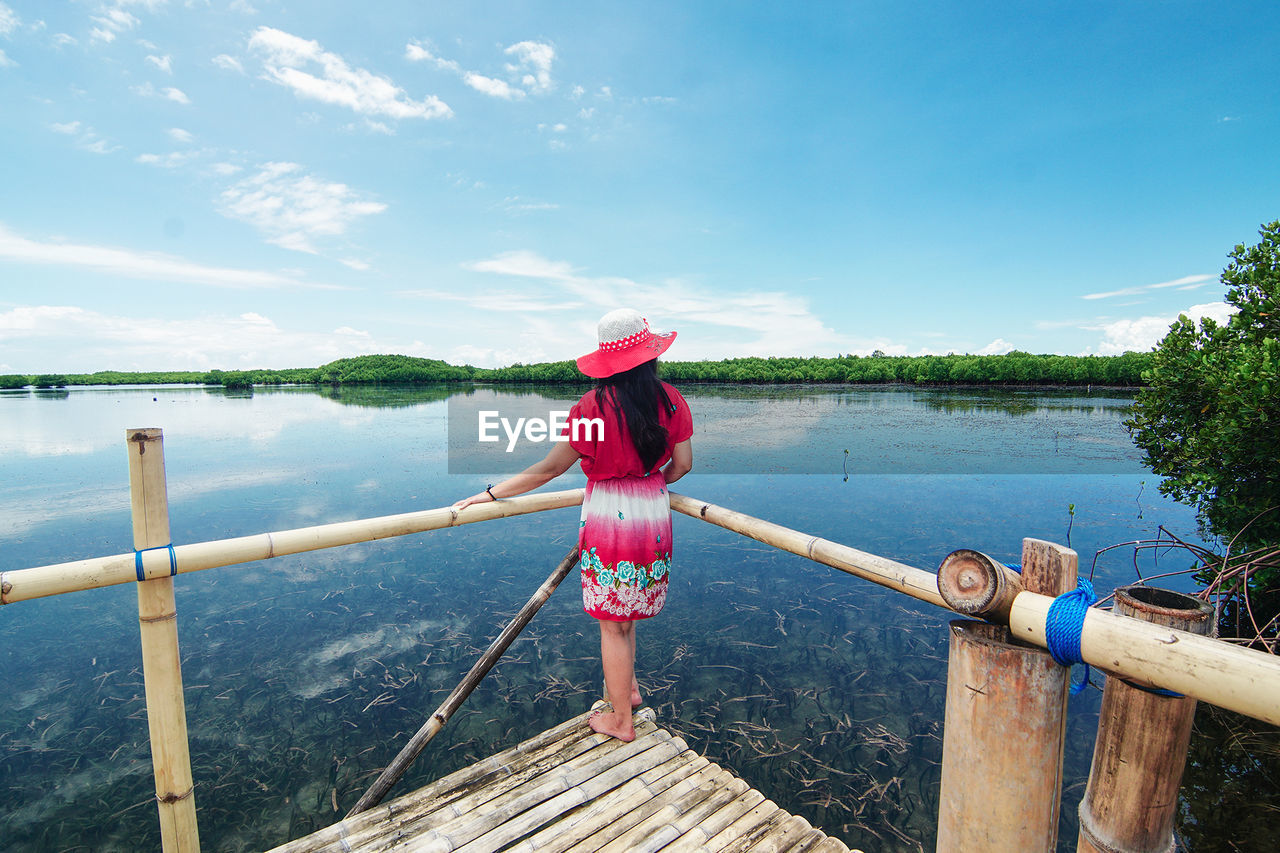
5 429 1280 853
666 493 1280 728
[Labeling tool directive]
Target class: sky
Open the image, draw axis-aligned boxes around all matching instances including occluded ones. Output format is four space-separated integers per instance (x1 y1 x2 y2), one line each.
1 1 1277 373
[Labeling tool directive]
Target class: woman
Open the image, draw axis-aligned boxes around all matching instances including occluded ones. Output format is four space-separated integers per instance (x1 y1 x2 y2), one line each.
454 308 693 741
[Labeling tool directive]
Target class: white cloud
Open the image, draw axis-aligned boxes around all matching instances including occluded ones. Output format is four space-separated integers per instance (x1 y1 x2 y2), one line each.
81 138 118 154
0 222 336 290
464 71 524 100
212 53 244 73
217 162 388 254
133 81 191 103
976 338 1015 355
404 40 459 72
167 127 193 143
500 196 559 214
466 250 577 282
0 305 400 375
136 150 199 168
460 250 852 361
409 39 556 100
52 32 78 47
146 53 172 73
0 49 15 68
249 26 451 120
89 7 139 43
0 3 18 37
1092 301 1235 355
210 161 242 176
1083 273 1217 301
504 40 554 92
397 288 575 314
339 257 370 271
52 121 120 154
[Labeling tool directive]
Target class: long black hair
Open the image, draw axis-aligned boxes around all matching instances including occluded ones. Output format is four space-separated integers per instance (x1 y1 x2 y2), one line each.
595 359 675 471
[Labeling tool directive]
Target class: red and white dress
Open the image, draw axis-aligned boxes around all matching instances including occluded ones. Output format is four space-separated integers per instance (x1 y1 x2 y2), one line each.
568 382 693 621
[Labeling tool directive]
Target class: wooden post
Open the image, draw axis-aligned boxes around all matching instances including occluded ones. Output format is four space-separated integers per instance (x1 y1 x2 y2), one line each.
937 538 1076 852
128 429 200 853
1077 586 1213 853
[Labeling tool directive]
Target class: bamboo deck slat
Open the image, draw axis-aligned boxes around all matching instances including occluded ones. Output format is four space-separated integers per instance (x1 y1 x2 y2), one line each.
268 706 859 853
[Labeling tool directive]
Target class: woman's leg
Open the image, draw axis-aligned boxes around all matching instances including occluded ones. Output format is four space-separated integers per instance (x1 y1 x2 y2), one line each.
630 623 641 708
591 619 636 741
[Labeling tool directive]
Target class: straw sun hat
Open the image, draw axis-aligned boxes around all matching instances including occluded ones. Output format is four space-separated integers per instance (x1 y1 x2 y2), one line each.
575 308 677 378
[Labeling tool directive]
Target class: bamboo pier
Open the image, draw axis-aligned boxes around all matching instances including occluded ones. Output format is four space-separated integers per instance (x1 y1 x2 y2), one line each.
5 427 1280 852
269 706 857 853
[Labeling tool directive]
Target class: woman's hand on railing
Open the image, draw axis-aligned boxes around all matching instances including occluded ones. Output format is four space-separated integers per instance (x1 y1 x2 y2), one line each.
452 492 494 511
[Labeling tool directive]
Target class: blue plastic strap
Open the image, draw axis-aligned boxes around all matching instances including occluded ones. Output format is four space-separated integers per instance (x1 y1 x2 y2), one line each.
134 544 177 581
1045 577 1096 695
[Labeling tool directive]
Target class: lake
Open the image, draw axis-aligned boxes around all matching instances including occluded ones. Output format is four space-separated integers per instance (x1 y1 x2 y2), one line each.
0 384 1271 852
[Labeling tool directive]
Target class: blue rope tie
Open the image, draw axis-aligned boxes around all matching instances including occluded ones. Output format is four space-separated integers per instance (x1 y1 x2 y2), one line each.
135 544 177 582
1045 577 1095 695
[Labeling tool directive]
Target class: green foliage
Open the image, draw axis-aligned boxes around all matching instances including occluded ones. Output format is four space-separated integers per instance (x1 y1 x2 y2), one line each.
32 374 69 388
14 350 1152 389
1126 221 1280 556
0 374 30 390
522 351 1150 386
312 354 476 384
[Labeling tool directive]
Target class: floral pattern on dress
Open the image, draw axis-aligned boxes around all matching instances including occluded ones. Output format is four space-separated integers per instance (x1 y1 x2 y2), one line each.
580 548 669 620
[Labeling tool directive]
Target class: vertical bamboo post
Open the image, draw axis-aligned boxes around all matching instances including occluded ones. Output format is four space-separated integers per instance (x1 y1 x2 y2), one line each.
128 428 200 853
1077 586 1213 853
937 538 1076 853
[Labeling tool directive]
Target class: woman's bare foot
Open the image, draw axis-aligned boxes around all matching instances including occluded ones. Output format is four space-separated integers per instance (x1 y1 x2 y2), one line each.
588 709 635 742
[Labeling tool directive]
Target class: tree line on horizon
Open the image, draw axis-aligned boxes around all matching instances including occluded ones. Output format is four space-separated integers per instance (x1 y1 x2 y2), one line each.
1 349 1152 390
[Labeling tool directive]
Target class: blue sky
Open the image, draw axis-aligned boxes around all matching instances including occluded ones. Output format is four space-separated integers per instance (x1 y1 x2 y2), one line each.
1 1 1276 373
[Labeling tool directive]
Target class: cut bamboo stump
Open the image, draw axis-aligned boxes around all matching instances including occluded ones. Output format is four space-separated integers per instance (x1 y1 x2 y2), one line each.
127 428 200 853
936 538 1076 853
267 706 860 853
937 548 1023 622
1077 586 1214 853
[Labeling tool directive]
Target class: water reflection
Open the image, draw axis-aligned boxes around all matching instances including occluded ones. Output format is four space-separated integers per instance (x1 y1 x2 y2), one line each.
0 385 1267 853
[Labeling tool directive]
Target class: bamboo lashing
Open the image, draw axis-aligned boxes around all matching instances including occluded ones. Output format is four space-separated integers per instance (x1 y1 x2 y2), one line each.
127 429 201 853
347 546 581 817
1 489 584 604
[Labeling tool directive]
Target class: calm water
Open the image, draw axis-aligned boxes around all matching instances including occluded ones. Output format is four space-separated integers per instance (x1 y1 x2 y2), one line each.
0 384 1271 852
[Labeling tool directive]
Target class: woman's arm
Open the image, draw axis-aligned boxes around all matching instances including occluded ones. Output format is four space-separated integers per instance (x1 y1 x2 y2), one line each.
452 440 582 509
662 439 692 485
